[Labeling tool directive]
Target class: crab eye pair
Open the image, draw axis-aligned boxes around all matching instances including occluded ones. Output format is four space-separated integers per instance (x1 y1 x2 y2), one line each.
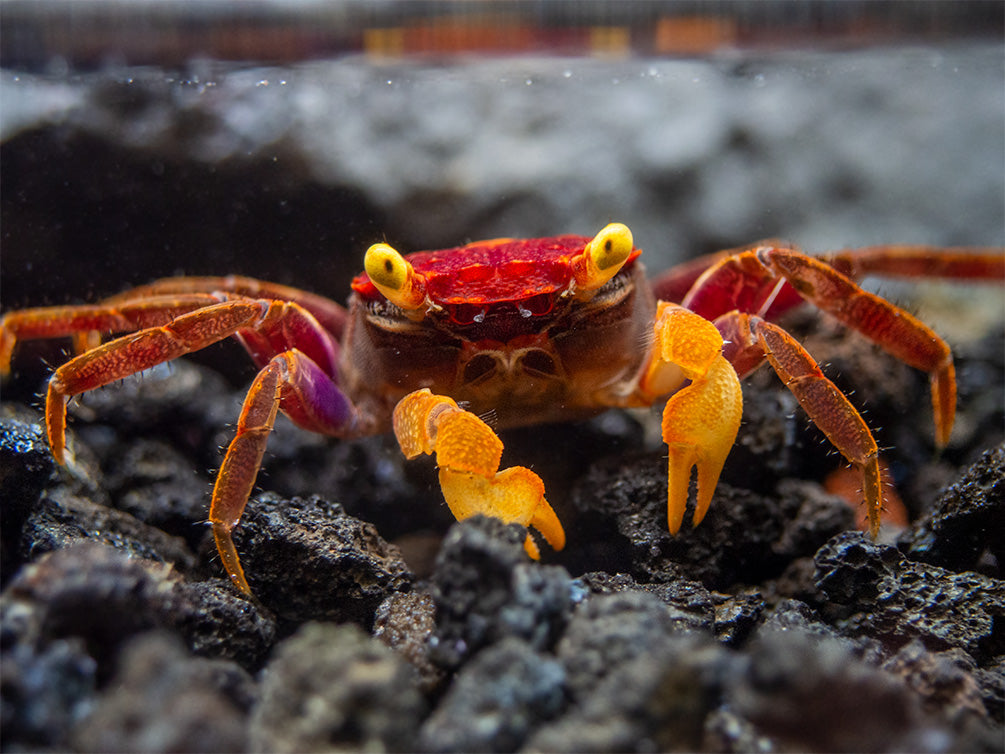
365 222 635 312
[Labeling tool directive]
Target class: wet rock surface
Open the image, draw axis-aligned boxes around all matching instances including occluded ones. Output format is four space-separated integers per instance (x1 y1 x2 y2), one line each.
815 532 1004 665
225 493 413 627
2 45 1004 754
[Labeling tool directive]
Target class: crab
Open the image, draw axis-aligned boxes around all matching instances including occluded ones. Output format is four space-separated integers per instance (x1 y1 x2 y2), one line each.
1 224 1002 594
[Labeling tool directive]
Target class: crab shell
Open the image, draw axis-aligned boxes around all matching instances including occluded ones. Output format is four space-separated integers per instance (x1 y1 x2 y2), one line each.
344 235 654 428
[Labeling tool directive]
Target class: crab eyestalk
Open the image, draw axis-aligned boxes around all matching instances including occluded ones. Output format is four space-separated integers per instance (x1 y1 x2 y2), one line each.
573 222 634 295
364 243 427 312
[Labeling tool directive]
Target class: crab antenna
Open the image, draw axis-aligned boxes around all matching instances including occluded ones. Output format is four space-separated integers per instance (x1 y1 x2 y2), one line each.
364 243 427 311
574 223 634 292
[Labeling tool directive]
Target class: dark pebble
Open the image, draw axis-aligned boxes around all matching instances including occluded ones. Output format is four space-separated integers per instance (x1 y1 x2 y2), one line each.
249 622 425 753
528 633 732 753
372 591 445 694
899 443 1004 574
419 637 565 753
572 453 854 589
2 542 276 672
429 515 573 670
224 492 413 626
556 589 700 701
815 532 1005 663
0 636 96 750
0 414 57 584
573 571 716 635
20 486 198 575
731 627 936 753
72 631 253 754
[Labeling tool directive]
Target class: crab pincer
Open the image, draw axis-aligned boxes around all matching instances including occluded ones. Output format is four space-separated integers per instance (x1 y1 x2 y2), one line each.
393 388 565 559
641 303 744 534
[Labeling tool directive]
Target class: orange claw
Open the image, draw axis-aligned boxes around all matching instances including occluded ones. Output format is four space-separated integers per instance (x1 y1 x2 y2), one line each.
648 303 744 534
392 389 565 558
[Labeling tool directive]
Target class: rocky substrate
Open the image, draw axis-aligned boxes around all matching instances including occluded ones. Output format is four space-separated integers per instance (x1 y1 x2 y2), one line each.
1 318 1002 753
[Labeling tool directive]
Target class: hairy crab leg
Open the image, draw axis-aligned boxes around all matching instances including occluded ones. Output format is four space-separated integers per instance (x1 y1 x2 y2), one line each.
5 295 349 467
717 312 884 537
0 294 228 375
681 247 966 447
638 303 744 534
38 299 277 464
102 275 350 339
392 389 565 559
756 247 959 447
650 244 1004 310
3 294 365 593
821 245 1005 281
210 349 365 594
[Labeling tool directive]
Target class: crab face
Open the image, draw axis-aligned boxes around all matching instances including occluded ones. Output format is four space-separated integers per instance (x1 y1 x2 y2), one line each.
344 224 656 425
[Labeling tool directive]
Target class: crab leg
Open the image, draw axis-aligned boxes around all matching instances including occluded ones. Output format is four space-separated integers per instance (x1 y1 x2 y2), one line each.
5 292 365 593
717 312 884 537
8 296 346 467
821 245 1005 281
40 299 275 464
0 294 226 375
758 247 958 447
392 389 565 559
210 349 364 594
681 247 961 447
102 275 349 339
639 303 744 534
651 244 1005 307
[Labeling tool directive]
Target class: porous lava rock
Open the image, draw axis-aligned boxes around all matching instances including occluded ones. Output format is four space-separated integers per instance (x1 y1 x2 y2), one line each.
225 493 413 626
899 443 1005 573
249 622 426 753
428 515 573 670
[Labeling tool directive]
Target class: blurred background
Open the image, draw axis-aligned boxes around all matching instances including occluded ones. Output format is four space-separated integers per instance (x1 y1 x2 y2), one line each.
2 0 1002 317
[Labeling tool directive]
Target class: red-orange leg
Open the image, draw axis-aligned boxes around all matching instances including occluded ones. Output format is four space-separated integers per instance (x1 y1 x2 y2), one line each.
101 275 350 340
0 294 228 375
208 348 365 594
681 246 973 447
40 299 271 464
758 248 958 447
718 312 884 538
822 245 1005 281
210 357 284 594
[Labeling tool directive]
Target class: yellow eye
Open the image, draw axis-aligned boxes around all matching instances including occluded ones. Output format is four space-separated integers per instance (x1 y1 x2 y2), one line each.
364 243 426 311
574 222 634 291
365 243 409 290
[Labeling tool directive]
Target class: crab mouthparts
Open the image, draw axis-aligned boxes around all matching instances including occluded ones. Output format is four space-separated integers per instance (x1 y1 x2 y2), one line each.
458 335 563 408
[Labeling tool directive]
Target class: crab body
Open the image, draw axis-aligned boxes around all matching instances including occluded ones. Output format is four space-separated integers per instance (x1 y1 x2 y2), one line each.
2 224 1002 595
342 234 655 429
